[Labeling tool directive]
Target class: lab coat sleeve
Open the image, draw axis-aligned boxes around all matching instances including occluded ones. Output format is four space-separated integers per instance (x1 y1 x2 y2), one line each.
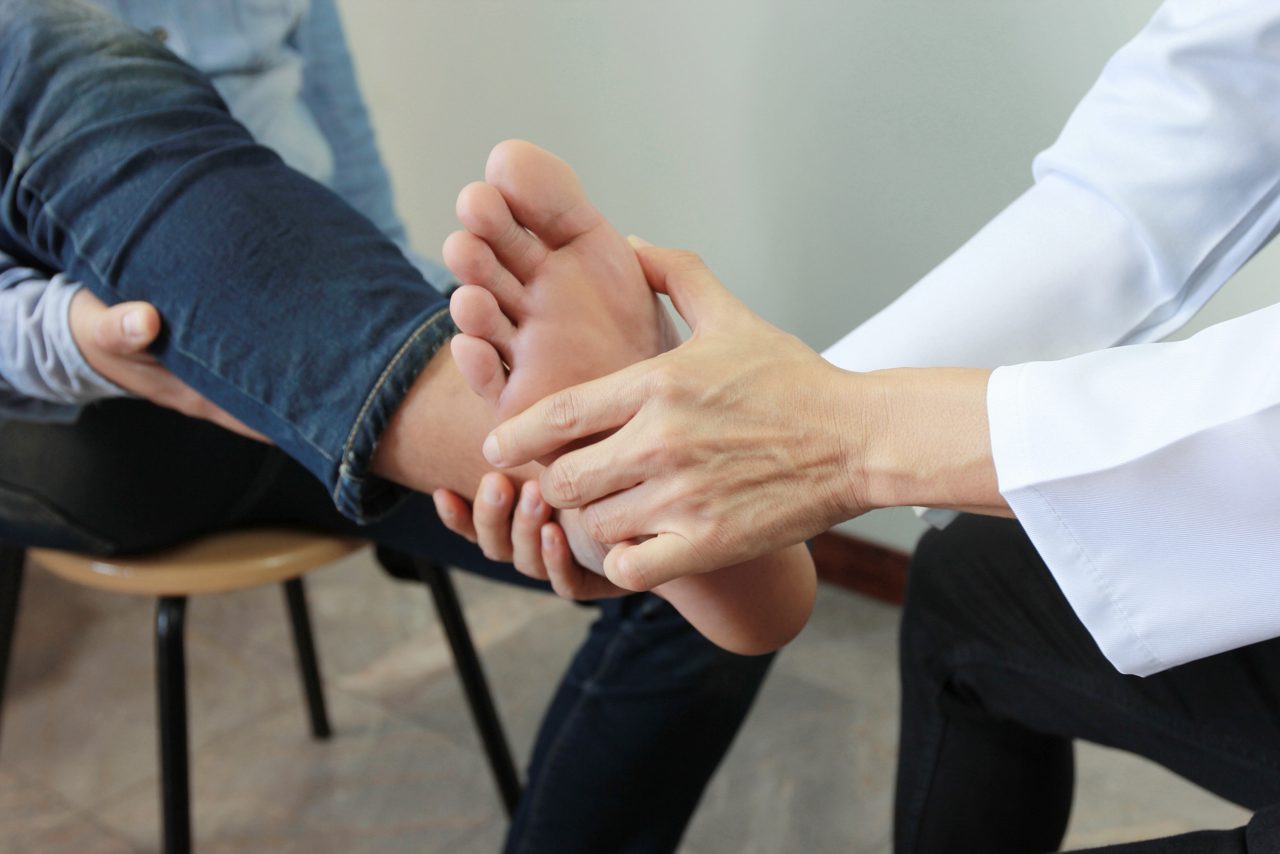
822 0 1280 674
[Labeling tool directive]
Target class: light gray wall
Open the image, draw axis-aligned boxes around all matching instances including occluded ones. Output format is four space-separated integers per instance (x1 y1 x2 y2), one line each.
338 0 1278 551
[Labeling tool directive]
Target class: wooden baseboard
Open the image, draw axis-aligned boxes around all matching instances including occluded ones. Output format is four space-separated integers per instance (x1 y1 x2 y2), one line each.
811 530 909 606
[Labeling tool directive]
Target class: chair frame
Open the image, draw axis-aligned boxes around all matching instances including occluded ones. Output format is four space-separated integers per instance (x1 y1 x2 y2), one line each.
0 543 521 854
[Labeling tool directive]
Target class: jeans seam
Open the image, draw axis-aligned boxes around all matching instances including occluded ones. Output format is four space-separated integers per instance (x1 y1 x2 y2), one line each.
514 620 634 854
340 305 450 463
332 305 451 506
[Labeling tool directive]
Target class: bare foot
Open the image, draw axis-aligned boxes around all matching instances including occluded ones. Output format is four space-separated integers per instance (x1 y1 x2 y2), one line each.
443 140 677 417
442 141 816 655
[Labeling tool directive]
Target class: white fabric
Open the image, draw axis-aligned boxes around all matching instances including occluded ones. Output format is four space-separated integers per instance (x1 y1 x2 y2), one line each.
822 0 1280 676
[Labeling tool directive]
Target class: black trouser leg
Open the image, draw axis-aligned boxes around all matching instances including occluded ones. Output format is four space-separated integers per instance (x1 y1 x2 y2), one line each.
0 546 23 757
156 596 189 854
896 515 1280 854
282 577 331 740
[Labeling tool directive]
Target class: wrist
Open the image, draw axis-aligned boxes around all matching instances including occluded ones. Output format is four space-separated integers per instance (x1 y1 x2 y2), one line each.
854 367 1006 515
822 366 884 520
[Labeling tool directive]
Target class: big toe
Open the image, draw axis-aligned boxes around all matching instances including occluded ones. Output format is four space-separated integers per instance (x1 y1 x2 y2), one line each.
485 140 603 249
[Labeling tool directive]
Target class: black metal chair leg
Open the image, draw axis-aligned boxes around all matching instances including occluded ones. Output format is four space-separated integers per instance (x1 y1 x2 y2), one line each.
156 596 190 854
418 560 522 817
0 547 24 757
281 576 331 739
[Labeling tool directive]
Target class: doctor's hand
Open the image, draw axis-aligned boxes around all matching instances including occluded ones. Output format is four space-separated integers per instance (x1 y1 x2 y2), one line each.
481 244 870 591
69 288 267 442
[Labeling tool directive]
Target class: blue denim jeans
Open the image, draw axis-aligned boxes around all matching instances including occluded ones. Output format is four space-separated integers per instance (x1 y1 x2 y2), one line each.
0 3 773 850
0 0 449 522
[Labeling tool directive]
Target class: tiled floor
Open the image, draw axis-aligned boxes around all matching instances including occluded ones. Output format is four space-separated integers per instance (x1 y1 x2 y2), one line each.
0 550 1250 852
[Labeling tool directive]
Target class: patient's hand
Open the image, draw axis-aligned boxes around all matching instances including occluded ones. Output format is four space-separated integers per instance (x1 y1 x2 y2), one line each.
434 474 633 601
69 289 266 441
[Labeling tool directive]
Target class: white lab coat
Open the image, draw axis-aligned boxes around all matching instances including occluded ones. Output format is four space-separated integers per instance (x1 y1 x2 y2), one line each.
822 0 1280 676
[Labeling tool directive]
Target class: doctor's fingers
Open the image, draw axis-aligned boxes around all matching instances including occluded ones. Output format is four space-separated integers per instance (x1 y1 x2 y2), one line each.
535 414 672 509
576 478 673 547
483 360 654 469
603 531 714 592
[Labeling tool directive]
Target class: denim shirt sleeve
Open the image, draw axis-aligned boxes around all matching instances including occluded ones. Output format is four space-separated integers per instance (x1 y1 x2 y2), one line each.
0 250 130 421
295 1 407 243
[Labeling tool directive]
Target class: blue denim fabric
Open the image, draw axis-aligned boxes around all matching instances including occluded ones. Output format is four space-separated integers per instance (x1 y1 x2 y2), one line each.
0 0 452 522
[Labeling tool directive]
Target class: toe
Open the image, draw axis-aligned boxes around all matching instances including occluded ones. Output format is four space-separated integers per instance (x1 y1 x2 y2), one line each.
485 140 603 249
456 180 547 281
443 230 525 314
450 285 516 362
450 334 507 408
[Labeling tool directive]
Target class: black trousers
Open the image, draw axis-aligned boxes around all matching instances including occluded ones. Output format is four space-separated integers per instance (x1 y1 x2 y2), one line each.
896 514 1280 853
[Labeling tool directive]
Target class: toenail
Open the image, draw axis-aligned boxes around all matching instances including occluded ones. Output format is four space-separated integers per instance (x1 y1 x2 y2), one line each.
521 486 540 515
483 434 504 466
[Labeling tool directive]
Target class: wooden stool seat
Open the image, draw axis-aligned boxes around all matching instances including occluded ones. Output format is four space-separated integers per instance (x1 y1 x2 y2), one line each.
28 529 365 597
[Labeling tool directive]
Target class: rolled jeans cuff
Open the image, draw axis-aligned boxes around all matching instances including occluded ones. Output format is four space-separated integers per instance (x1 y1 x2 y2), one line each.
335 307 456 523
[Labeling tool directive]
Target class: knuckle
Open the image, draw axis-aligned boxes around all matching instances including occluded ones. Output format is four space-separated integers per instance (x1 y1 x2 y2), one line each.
581 504 617 545
647 422 680 463
669 249 704 271
699 518 735 557
547 392 583 432
546 462 581 505
638 423 681 474
648 364 686 402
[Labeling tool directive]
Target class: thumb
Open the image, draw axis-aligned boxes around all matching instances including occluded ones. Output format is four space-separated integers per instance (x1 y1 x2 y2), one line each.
602 533 712 591
97 302 161 355
628 240 742 331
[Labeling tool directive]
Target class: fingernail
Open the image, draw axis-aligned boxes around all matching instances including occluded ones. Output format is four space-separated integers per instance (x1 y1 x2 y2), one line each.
626 235 652 249
541 526 555 550
484 479 504 505
123 308 148 339
521 485 540 514
482 434 503 466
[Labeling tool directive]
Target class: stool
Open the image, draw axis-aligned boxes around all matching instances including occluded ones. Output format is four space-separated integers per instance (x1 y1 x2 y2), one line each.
0 532 521 854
